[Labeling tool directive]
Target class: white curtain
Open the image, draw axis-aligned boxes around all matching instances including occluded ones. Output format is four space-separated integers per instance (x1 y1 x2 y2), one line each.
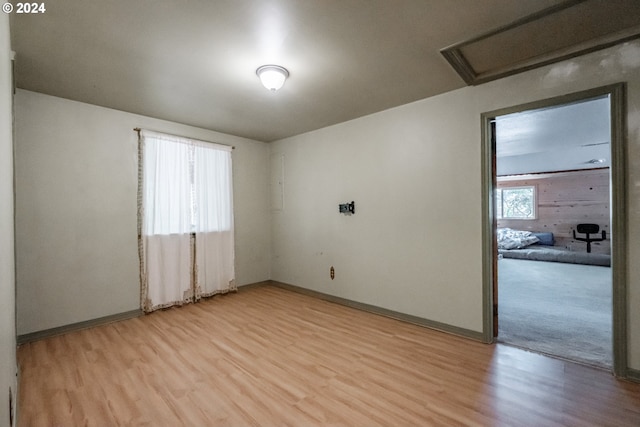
138 130 235 312
193 143 235 298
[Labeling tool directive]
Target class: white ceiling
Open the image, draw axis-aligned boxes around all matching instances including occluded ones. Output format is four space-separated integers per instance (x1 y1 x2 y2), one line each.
496 97 611 176
10 0 567 142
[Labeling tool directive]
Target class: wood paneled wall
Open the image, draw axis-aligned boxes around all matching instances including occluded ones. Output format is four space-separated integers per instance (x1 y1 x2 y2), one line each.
497 168 610 255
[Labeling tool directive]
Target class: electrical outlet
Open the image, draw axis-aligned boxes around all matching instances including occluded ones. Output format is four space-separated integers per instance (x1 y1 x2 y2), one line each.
330 266 335 280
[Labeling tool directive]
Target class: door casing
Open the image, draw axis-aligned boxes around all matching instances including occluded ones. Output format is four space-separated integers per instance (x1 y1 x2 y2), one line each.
480 83 628 377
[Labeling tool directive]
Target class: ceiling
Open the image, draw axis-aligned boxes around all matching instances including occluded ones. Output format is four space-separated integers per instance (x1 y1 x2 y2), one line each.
10 0 571 142
496 96 610 176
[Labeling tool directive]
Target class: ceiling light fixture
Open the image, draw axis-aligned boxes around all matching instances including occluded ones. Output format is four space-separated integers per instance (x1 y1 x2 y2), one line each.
256 65 289 91
586 158 606 164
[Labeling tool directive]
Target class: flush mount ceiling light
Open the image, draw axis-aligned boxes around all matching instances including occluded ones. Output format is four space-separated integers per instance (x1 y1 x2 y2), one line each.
586 158 607 164
256 65 289 91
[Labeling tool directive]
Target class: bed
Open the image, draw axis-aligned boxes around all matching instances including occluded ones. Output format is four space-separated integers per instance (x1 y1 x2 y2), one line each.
497 228 611 267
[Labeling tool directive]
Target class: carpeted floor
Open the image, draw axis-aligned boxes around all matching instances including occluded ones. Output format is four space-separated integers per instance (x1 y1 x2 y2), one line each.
497 258 612 368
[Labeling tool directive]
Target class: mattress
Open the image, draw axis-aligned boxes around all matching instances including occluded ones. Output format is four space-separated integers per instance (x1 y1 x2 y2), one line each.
498 245 610 267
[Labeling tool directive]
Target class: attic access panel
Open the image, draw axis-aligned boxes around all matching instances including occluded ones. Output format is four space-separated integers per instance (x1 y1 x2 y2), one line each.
441 0 640 86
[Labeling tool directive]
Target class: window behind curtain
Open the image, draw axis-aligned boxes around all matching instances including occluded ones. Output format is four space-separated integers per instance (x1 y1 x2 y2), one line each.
141 132 233 236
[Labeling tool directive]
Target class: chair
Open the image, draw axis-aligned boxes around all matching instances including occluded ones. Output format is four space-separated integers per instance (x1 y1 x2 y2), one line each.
573 223 606 253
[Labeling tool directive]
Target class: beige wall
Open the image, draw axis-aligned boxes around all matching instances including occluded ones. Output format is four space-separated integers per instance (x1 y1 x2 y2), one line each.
270 40 640 370
0 13 17 427
14 90 271 335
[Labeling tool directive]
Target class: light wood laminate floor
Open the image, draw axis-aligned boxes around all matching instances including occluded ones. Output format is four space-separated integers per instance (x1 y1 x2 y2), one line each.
18 284 640 426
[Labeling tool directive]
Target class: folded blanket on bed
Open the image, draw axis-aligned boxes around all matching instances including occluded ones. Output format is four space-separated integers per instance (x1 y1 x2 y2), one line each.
497 228 539 249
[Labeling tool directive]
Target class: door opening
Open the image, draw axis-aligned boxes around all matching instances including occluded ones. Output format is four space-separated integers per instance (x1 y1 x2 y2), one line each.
481 84 627 376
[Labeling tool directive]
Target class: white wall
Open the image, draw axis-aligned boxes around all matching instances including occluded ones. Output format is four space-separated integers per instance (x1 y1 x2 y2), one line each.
14 90 270 335
0 13 17 427
270 40 640 370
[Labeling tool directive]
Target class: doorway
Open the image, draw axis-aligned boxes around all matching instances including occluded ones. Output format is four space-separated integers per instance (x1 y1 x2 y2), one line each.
481 84 628 376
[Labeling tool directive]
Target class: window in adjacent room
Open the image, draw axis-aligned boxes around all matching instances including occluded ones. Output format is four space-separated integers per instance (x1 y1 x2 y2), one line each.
496 186 536 219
